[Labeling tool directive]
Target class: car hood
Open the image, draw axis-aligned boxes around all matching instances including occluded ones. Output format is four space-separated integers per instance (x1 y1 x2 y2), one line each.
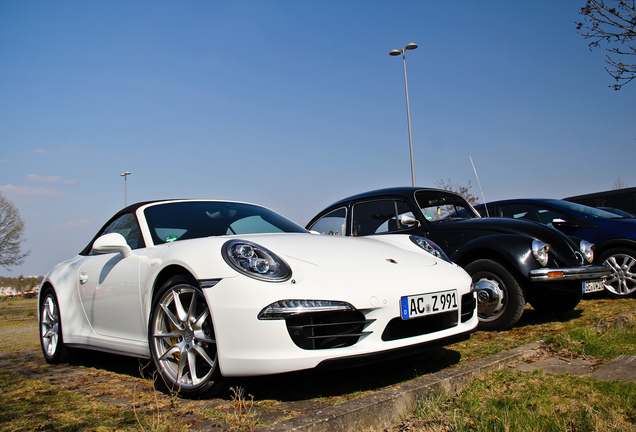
433 217 578 251
231 233 440 272
593 217 636 238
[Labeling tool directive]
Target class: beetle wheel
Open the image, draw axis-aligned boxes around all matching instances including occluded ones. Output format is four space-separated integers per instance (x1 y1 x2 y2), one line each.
465 259 526 331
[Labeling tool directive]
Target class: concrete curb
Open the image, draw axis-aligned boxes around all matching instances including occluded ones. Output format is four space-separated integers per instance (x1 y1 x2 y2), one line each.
256 341 544 432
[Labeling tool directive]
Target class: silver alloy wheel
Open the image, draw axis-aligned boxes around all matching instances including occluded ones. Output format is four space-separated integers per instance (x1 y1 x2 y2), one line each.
603 253 636 296
474 277 506 322
41 294 61 357
151 284 217 391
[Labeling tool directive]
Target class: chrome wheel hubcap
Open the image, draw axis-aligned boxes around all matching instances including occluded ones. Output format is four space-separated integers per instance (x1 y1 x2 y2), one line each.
475 277 505 322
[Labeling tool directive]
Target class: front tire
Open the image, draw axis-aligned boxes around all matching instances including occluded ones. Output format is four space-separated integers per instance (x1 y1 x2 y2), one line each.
465 259 526 331
39 287 71 364
149 275 222 397
599 248 636 298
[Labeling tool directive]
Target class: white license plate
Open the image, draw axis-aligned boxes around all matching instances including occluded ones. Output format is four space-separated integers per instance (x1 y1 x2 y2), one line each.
401 290 458 320
583 279 605 293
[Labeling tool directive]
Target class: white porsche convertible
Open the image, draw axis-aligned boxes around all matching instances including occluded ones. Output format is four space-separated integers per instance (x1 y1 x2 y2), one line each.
39 200 477 396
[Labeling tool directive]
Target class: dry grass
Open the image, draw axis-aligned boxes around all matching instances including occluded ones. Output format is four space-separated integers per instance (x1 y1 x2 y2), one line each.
1 295 635 431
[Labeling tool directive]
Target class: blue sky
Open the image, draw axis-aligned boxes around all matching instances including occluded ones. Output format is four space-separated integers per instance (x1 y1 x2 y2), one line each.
1 1 634 277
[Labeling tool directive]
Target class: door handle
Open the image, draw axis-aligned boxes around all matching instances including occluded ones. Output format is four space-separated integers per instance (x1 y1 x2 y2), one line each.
79 272 88 285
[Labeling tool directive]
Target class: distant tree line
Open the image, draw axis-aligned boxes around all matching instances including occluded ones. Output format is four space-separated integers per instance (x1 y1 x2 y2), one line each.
0 275 42 292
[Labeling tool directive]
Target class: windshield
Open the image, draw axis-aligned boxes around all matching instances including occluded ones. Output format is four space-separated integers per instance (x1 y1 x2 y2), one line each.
545 200 628 219
415 190 480 222
597 207 634 218
144 201 307 245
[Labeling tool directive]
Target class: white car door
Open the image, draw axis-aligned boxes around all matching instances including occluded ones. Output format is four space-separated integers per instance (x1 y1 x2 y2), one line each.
77 250 146 342
77 211 147 342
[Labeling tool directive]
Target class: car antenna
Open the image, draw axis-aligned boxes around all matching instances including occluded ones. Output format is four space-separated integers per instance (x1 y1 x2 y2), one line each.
470 156 489 217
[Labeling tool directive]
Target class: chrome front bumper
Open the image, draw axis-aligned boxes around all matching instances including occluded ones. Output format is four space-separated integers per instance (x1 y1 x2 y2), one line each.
529 265 610 282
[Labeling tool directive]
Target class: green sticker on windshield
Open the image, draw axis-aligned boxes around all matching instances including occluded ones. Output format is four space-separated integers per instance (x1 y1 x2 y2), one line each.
424 213 433 221
165 235 178 243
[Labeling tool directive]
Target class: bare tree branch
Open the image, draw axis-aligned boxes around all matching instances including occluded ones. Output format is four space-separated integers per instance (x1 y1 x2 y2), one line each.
577 0 636 90
434 179 480 205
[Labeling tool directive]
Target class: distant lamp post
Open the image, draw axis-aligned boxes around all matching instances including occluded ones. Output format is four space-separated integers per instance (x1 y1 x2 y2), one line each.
120 171 131 207
390 42 418 187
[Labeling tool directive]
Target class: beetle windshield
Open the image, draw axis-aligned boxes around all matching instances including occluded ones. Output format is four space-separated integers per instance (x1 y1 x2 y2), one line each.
144 201 307 245
415 190 480 222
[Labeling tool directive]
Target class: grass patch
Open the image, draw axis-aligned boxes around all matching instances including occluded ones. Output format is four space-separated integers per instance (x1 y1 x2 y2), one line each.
451 298 636 364
0 296 38 323
545 325 636 359
406 370 636 432
0 368 181 432
2 295 636 431
395 306 636 432
0 297 40 353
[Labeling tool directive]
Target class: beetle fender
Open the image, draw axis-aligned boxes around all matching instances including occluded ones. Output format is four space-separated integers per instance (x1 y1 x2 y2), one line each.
451 234 538 279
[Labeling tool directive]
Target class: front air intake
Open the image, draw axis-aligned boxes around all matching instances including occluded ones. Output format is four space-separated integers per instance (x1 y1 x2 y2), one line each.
285 310 373 350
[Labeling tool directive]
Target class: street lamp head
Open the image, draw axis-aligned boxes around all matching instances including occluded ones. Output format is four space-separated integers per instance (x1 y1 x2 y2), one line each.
121 172 131 177
389 49 402 56
405 43 418 50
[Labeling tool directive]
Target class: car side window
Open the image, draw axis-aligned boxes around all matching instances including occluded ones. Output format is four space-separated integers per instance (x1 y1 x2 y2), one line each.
92 213 144 254
352 199 414 236
310 207 347 236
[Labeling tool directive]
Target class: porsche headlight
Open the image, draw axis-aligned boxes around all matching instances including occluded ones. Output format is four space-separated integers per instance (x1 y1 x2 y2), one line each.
222 240 291 282
410 236 452 263
532 240 550 267
580 240 595 263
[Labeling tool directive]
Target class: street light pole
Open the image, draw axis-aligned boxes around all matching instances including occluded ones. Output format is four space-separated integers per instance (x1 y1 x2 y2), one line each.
390 42 418 187
120 172 131 207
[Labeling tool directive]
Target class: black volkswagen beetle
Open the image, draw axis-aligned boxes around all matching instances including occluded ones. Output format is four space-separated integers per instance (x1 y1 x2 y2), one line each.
307 187 610 331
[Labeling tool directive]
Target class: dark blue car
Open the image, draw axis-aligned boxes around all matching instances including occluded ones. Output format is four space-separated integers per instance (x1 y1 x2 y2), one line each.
475 199 636 298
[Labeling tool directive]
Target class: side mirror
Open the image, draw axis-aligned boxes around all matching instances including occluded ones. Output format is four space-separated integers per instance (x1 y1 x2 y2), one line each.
93 233 132 258
399 214 420 228
551 218 578 230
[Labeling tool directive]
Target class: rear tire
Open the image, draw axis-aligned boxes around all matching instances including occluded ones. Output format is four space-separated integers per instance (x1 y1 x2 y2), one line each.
465 259 526 331
149 275 223 397
39 287 71 364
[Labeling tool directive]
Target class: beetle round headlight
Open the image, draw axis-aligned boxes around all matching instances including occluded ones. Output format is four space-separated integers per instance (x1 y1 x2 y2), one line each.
410 236 452 263
222 240 291 282
532 240 550 267
580 240 595 264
